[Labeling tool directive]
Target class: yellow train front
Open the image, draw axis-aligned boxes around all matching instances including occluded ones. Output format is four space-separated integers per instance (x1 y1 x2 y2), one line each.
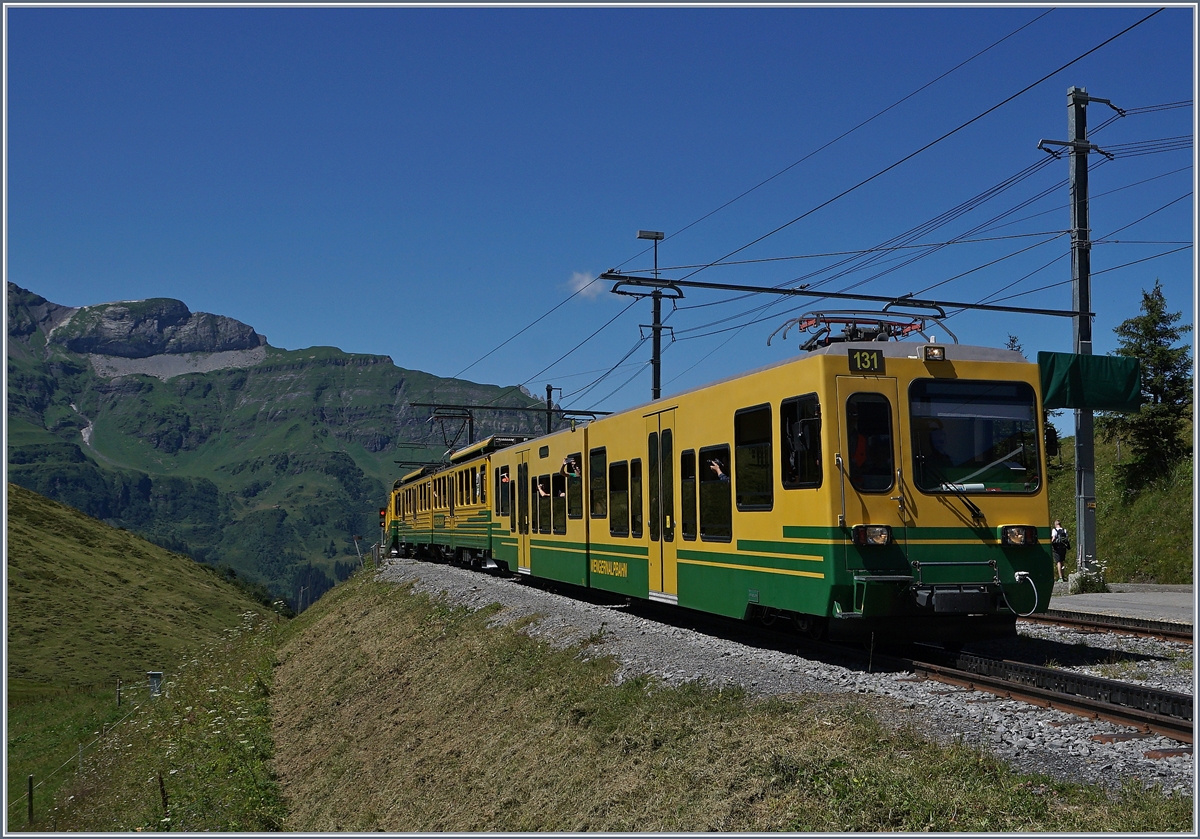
391 340 1054 644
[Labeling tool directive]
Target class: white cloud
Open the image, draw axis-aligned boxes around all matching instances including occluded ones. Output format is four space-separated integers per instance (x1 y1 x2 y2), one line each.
568 271 605 300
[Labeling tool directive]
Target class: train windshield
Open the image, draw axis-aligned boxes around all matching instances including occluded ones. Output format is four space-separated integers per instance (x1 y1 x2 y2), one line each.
909 379 1041 494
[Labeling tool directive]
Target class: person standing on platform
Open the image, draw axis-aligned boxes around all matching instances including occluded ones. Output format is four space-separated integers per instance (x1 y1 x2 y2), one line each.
1050 519 1071 582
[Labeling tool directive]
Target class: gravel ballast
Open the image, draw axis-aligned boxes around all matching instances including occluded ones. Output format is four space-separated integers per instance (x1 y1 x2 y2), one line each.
377 557 1194 798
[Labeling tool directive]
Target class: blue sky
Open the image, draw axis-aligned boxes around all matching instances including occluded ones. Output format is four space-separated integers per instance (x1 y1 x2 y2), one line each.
6 5 1195 419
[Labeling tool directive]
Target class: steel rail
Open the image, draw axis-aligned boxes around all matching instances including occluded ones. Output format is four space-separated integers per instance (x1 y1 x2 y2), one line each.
885 650 1194 745
1021 611 1194 644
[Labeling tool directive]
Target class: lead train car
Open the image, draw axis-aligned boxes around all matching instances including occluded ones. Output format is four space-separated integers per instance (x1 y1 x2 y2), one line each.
385 341 1053 642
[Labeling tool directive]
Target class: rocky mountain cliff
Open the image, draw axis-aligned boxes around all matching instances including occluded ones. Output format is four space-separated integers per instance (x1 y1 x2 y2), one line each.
7 282 549 606
50 297 267 357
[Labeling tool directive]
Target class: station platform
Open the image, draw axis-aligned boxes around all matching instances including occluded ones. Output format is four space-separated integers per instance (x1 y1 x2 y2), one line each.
1047 582 1194 631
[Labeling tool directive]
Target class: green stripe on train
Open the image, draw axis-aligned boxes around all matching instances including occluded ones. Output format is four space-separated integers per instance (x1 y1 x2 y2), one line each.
782 525 1051 543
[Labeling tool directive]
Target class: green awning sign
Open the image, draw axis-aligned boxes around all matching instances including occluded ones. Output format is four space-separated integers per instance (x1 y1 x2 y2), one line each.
1038 351 1142 413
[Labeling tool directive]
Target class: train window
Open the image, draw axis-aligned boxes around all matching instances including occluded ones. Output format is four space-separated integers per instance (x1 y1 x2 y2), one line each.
609 462 630 537
735 404 773 510
661 429 674 543
648 433 659 542
699 444 732 541
589 448 607 518
394 494 402 516
781 394 822 489
516 463 528 534
497 467 511 517
680 450 697 540
908 379 1041 494
551 473 566 534
478 466 485 505
566 452 583 518
630 459 643 538
536 475 551 534
846 393 894 493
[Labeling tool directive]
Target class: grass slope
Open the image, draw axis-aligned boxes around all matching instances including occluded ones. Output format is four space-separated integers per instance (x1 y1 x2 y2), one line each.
267 572 1190 832
46 613 285 832
1046 436 1193 583
6 483 272 690
5 482 280 822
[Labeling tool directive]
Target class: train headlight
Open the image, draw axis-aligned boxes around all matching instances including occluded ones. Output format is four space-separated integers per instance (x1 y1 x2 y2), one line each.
923 345 946 362
852 524 892 546
1000 525 1039 546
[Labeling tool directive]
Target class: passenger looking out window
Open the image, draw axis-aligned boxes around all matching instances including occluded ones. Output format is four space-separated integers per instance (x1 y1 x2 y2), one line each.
699 444 732 541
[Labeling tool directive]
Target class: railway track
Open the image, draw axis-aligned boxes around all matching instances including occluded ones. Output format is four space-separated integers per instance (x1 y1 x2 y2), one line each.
1020 611 1193 644
467 566 1196 746
895 648 1194 745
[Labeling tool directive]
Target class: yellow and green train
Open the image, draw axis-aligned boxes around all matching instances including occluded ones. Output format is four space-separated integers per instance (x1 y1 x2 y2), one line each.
383 340 1053 642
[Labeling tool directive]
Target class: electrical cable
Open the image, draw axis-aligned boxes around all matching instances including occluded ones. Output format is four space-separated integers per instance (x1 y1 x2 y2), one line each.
608 9 1057 274
656 231 1070 273
675 156 1061 313
563 335 649 403
670 134 1185 340
585 359 654 411
972 165 1191 237
423 274 603 400
671 157 1064 336
672 9 1163 283
478 297 641 408
941 193 1193 317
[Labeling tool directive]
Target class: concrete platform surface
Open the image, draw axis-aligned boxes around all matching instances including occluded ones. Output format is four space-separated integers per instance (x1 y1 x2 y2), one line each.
1048 583 1194 628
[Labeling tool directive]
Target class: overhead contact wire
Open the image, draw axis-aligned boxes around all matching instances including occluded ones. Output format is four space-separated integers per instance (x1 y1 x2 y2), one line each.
675 9 1164 282
608 9 1056 274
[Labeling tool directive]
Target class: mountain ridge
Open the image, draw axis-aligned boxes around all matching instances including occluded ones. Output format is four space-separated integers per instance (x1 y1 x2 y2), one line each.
6 281 550 606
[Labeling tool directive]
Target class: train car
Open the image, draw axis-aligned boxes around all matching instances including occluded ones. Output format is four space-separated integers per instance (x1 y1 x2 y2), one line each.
385 437 528 567
389 338 1053 643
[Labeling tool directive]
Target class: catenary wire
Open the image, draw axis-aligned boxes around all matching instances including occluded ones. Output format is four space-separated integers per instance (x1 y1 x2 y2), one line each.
478 297 641 408
607 9 1057 274
672 189 1190 345
671 137 1186 340
672 9 1164 283
436 11 1070 403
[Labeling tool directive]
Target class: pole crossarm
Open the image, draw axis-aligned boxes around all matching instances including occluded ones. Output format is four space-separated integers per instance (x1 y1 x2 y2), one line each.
1038 138 1114 161
600 271 1092 319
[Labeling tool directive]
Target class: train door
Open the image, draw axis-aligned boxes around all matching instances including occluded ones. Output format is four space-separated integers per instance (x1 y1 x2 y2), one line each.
646 409 678 604
835 376 909 574
516 452 532 575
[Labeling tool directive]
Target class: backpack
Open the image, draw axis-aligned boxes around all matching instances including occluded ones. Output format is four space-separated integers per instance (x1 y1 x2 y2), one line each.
1053 529 1070 550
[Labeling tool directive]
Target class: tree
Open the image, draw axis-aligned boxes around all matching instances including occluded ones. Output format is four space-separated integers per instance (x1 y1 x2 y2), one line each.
1097 280 1192 480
